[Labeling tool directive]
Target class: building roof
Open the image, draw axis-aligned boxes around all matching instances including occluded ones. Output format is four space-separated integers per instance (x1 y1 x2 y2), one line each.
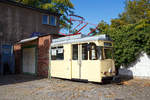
18 36 38 44
0 0 61 16
17 34 64 44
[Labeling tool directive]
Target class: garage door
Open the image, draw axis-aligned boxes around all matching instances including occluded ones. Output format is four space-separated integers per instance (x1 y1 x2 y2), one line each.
22 47 36 75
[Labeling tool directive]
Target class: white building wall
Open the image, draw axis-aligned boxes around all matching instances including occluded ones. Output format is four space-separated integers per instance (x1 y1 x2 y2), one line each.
119 53 150 78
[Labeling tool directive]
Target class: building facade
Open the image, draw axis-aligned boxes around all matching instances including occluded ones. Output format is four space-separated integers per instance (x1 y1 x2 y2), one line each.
0 0 61 76
0 0 60 44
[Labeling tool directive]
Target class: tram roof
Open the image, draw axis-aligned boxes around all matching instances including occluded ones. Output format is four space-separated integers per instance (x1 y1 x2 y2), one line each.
51 34 112 46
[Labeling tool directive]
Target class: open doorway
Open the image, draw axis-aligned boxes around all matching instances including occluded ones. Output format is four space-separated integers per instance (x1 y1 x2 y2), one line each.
0 45 15 75
3 63 11 75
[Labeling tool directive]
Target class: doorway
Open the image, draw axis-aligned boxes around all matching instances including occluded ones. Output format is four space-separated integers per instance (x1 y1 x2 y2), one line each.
22 46 37 75
71 44 82 79
0 45 15 75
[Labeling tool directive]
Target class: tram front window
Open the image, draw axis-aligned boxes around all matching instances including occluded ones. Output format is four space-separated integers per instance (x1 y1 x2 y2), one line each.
89 43 97 60
104 48 113 59
89 43 102 60
96 46 102 60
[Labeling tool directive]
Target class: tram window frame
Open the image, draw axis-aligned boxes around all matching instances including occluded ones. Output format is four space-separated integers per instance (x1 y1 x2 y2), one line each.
82 43 88 60
89 43 98 60
51 46 64 60
51 47 57 60
72 44 78 60
103 47 113 60
97 46 103 60
104 42 112 47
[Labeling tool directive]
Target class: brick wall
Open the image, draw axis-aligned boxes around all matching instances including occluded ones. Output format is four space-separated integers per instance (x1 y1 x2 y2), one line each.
38 35 51 77
14 35 53 77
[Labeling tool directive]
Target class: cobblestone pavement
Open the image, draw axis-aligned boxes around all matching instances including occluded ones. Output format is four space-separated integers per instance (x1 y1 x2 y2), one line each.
0 75 150 100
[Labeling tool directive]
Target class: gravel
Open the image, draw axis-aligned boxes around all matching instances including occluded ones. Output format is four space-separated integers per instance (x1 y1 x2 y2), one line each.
0 75 150 100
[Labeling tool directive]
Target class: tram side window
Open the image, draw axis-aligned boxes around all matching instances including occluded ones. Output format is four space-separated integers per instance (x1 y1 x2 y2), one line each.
51 47 56 60
82 43 88 60
72 44 78 60
89 43 98 60
51 46 64 60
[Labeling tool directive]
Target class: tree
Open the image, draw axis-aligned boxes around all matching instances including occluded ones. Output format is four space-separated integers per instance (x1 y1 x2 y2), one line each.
109 0 150 29
96 0 150 70
121 0 150 23
15 0 41 7
97 20 109 34
110 19 126 28
108 20 150 67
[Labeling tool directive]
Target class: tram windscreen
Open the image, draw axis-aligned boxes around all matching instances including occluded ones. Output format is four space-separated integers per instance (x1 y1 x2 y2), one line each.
104 48 113 59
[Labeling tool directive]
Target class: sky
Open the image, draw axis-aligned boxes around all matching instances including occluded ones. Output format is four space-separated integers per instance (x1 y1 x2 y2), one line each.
71 0 126 24
61 0 126 35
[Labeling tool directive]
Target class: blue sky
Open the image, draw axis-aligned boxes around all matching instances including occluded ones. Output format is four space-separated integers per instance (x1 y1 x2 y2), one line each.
61 0 126 35
71 0 126 25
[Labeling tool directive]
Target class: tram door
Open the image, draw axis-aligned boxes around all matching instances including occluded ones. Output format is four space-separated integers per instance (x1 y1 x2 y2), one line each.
71 44 82 79
71 43 101 82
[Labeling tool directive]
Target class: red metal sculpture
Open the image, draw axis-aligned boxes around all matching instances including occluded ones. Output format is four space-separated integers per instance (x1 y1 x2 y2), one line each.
59 14 98 36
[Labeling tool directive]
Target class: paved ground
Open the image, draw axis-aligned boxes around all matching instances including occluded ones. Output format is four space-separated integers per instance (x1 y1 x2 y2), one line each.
0 75 150 100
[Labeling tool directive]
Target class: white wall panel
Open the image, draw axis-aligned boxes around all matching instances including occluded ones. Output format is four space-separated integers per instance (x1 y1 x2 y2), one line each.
119 53 150 78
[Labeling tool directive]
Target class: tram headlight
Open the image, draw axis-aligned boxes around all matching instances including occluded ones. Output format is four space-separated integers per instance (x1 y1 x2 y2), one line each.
108 68 112 73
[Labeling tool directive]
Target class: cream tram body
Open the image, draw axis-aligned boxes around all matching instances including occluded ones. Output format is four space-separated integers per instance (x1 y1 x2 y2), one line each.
49 35 116 83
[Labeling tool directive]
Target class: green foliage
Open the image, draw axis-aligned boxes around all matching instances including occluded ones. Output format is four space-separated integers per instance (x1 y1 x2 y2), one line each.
121 0 150 24
97 0 150 68
97 20 109 33
15 0 41 7
108 20 150 67
110 19 126 28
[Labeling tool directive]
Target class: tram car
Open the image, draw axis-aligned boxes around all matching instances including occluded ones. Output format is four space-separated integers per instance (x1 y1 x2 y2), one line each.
49 34 116 83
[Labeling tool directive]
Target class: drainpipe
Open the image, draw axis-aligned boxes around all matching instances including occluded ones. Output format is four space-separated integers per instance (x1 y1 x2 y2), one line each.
48 43 52 79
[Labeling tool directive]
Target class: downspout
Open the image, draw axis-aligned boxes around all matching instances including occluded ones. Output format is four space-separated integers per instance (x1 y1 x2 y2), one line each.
48 39 52 79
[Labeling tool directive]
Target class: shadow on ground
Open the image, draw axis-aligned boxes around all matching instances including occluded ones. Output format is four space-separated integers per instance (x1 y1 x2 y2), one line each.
0 74 45 86
113 75 133 85
0 74 134 86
